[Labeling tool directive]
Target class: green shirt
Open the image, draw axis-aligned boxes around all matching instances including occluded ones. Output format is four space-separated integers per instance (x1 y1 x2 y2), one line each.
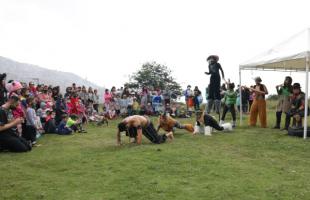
66 117 76 127
224 90 237 105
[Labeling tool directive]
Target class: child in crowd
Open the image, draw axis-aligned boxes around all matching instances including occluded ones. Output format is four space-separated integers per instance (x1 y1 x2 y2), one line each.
25 97 44 136
220 83 237 128
44 111 57 133
120 95 128 117
145 102 154 116
132 97 140 115
57 114 72 135
36 102 48 123
67 114 86 133
127 93 134 116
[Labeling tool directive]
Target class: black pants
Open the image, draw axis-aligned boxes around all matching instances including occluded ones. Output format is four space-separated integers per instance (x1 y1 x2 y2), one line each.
0 131 32 152
221 104 236 121
142 123 167 144
208 75 221 100
128 123 167 144
201 114 223 131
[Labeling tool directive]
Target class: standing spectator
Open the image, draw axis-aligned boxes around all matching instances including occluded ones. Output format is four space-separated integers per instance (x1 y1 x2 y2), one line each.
119 95 128 117
72 83 77 93
249 77 268 128
140 86 149 110
132 97 140 115
122 87 130 98
183 85 194 116
273 76 293 129
127 93 134 116
111 86 117 97
162 89 171 110
220 83 237 127
193 86 202 111
79 86 89 105
25 97 43 137
152 92 163 115
93 89 100 113
104 89 113 113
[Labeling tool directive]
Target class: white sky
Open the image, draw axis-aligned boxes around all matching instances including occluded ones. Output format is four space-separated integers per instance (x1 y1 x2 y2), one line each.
0 0 310 95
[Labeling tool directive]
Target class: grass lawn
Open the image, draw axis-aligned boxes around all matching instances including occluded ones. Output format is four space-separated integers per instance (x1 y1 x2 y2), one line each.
1 102 310 200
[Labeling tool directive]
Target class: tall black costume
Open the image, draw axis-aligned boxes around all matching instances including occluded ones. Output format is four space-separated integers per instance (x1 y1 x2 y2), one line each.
205 55 225 114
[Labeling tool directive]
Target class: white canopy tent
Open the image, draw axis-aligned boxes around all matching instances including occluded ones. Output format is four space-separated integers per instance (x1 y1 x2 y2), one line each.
239 28 310 139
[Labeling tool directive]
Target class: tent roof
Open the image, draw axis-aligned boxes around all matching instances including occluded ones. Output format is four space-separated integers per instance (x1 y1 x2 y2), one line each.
240 28 310 71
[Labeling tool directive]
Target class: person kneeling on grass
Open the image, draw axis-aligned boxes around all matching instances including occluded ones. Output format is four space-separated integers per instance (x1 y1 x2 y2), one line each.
194 111 231 136
117 115 173 146
156 112 194 136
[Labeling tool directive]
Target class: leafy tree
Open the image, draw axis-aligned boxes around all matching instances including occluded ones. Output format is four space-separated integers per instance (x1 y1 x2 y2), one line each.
125 62 182 98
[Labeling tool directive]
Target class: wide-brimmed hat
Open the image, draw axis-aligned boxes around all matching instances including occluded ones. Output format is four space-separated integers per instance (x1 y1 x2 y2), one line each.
207 55 219 62
293 83 301 89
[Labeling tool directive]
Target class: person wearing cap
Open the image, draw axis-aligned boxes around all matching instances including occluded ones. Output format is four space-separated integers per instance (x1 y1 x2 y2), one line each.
248 77 268 128
284 83 308 129
273 76 293 129
205 55 225 114
0 73 7 106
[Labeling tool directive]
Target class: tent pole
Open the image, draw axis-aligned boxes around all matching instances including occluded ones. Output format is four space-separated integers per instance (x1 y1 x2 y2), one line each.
304 52 309 139
239 67 243 126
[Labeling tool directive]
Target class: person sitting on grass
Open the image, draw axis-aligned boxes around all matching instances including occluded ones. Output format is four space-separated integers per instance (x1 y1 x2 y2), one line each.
284 83 309 129
157 112 194 136
57 114 73 135
220 82 237 128
44 110 57 133
116 115 173 146
66 114 87 133
0 95 32 152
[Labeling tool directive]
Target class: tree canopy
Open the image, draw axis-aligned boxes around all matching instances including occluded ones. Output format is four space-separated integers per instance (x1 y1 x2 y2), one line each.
125 62 182 97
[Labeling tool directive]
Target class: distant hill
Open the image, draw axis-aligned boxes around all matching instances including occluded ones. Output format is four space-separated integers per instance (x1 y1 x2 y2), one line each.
0 56 104 96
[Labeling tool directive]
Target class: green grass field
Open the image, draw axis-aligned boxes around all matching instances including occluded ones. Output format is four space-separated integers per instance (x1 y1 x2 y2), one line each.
1 102 310 200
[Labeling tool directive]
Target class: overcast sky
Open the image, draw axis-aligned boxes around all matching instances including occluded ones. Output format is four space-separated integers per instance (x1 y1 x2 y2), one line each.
0 0 310 95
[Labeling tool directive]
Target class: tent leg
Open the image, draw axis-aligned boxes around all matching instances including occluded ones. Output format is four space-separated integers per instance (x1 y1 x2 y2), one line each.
239 67 243 126
304 54 309 139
